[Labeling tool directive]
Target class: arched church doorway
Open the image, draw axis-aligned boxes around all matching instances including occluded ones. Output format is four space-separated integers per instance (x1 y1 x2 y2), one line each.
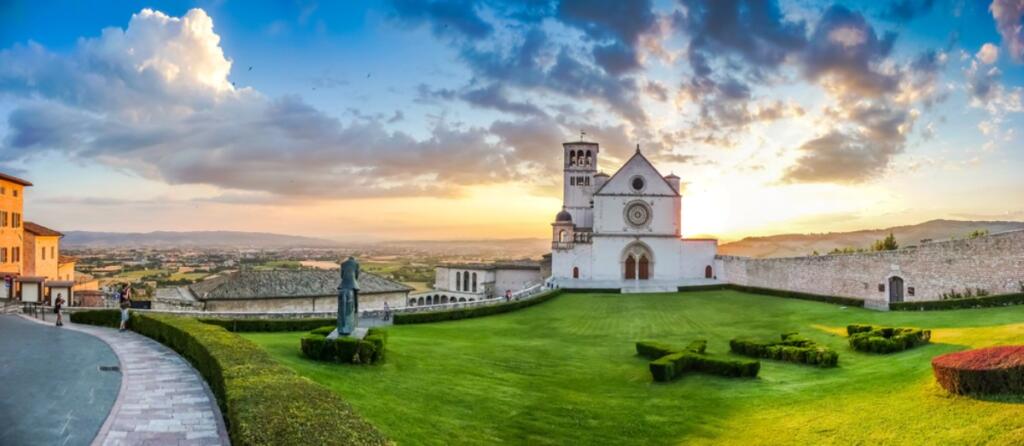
572 267 579 279
622 243 653 281
705 265 713 279
889 276 904 303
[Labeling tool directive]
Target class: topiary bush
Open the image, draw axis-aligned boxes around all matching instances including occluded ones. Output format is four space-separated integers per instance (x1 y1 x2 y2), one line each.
300 327 387 364
847 325 931 354
729 333 839 368
77 312 387 445
639 339 758 382
932 346 1024 395
393 290 562 324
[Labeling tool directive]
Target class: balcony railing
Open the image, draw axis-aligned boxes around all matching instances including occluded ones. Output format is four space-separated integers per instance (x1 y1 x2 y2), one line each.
552 241 574 250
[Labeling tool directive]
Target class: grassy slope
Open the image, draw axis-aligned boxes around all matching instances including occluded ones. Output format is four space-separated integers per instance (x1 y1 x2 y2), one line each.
242 291 1024 445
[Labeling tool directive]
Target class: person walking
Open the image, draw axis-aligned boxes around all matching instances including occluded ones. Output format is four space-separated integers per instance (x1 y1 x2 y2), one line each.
383 301 391 321
54 293 65 327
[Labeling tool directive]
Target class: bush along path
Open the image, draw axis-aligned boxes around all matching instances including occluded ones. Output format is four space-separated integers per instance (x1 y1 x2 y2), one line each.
301 326 388 364
635 340 760 382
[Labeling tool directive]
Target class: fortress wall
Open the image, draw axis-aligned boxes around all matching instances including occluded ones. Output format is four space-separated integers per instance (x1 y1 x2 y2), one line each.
717 230 1024 305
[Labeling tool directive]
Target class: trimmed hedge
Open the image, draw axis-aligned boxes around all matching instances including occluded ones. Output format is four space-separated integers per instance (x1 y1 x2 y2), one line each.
649 352 760 382
393 289 562 324
848 325 931 354
730 333 839 367
846 324 874 335
676 284 729 293
890 292 1024 311
300 326 387 364
726 284 864 308
70 309 124 328
932 346 1024 395
76 310 387 445
635 339 706 360
199 318 336 333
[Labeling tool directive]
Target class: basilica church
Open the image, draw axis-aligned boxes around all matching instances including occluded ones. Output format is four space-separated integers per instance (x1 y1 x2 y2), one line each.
549 140 719 292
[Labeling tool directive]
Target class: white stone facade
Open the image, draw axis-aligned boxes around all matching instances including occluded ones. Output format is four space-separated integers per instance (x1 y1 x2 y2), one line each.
550 141 718 290
432 262 543 300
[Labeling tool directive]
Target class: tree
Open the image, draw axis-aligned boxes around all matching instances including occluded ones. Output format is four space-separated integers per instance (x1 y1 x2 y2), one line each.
872 232 899 251
967 229 989 239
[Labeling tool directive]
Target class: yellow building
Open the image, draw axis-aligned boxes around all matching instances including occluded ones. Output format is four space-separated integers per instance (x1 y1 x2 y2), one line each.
24 222 63 280
0 172 30 299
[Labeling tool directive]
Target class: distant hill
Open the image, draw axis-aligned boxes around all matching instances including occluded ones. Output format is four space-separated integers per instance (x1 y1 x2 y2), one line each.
718 219 1024 258
62 230 340 248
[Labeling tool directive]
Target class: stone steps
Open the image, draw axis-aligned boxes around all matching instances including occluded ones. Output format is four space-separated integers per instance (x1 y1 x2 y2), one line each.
621 285 679 294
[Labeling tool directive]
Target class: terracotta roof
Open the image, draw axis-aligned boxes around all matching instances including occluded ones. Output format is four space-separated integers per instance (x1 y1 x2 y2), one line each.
0 171 32 186
59 255 79 265
187 269 413 300
24 222 63 237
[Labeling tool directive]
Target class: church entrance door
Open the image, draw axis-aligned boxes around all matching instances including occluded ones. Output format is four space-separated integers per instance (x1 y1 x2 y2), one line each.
624 256 636 280
638 256 650 280
889 276 904 303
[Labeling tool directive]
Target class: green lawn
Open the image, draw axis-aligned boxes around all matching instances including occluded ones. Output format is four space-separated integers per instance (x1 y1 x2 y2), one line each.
242 291 1024 445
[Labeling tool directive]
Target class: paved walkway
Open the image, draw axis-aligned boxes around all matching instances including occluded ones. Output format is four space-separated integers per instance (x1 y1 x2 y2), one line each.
0 315 120 446
18 315 230 446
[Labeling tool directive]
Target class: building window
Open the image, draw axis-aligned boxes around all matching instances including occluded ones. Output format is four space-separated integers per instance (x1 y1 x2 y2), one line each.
572 267 579 279
13 247 19 262
0 186 4 195
0 248 6 263
631 176 645 192
0 211 6 227
455 271 461 291
908 287 915 296
12 189 17 197
51 246 55 259
878 284 885 292
42 247 46 261
12 213 20 228
472 273 477 293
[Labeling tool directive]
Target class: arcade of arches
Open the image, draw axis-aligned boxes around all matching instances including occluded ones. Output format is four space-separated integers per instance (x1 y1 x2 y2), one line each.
408 294 479 307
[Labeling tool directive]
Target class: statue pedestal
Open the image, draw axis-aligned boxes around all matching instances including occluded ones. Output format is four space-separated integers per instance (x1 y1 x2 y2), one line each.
326 327 368 340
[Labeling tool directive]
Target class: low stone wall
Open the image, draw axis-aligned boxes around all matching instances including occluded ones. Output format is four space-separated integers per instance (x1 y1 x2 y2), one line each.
717 230 1024 307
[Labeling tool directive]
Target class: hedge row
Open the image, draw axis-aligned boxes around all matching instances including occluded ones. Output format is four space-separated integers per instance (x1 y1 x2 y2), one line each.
890 292 1024 311
726 284 865 308
200 318 336 333
393 289 562 324
932 346 1024 395
75 310 387 445
70 309 124 328
649 352 760 382
848 326 931 354
729 333 839 367
300 326 387 364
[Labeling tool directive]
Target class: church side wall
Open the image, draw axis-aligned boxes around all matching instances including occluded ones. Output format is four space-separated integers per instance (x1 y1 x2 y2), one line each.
552 244 594 279
680 240 718 279
494 269 542 296
718 230 1024 304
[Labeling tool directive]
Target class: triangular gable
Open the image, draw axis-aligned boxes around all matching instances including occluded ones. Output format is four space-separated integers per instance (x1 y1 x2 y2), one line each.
594 150 679 196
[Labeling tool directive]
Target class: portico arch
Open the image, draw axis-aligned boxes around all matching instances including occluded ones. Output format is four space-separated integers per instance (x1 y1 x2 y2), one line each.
621 242 654 281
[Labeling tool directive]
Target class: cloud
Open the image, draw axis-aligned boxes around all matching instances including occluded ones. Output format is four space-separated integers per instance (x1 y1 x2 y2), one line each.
0 8 570 199
990 0 1024 61
802 5 899 96
976 42 1000 64
883 0 936 23
782 130 902 184
556 0 657 75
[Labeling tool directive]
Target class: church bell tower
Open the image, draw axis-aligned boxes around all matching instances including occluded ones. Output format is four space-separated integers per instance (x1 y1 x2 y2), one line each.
561 140 599 228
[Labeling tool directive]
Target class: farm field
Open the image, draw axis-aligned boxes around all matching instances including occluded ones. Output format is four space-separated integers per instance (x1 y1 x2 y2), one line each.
243 291 1024 445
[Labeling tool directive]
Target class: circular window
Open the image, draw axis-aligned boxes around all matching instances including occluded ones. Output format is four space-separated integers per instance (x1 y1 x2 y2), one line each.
625 202 651 227
631 176 645 192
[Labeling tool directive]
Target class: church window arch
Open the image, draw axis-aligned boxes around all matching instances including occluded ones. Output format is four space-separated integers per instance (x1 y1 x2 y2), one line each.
585 150 592 166
426 296 433 305
569 150 576 166
409 298 416 306
572 267 579 279
705 265 713 279
622 242 654 280
455 272 462 291
472 273 478 292
418 297 425 305
463 271 470 291
559 230 569 243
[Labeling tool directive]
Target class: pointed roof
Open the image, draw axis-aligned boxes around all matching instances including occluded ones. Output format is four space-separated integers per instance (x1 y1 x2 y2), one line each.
593 148 680 197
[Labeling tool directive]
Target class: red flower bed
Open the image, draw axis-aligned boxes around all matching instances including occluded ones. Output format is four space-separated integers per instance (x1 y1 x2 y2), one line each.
932 346 1024 395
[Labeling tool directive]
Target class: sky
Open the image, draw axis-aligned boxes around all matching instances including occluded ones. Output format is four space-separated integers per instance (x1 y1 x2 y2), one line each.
0 0 1023 242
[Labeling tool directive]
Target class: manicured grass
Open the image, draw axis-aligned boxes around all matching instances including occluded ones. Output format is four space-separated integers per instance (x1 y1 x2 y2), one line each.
242 291 1024 445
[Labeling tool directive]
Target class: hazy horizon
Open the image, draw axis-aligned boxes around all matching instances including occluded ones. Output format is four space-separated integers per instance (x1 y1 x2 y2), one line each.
3 1 1023 242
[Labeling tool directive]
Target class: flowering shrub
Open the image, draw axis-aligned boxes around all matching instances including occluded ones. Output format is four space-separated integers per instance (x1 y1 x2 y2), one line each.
932 346 1024 395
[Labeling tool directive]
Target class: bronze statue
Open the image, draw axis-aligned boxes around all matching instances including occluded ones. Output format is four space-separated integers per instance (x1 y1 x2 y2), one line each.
337 256 360 336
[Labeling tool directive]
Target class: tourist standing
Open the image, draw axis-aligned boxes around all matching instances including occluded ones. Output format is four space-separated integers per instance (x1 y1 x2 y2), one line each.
54 293 64 327
119 292 131 332
383 301 391 321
